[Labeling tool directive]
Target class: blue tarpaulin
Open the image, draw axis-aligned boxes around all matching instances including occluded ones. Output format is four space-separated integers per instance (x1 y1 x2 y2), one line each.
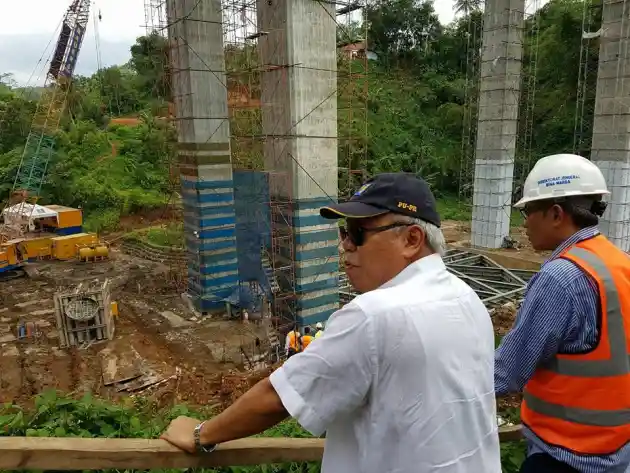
229 171 272 308
223 282 265 312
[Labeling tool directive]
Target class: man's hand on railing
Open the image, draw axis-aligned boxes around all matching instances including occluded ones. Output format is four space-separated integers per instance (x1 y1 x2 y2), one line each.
160 378 289 454
160 416 201 454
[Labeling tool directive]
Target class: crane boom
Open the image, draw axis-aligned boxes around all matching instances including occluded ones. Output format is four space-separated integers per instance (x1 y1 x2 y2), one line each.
2 0 90 238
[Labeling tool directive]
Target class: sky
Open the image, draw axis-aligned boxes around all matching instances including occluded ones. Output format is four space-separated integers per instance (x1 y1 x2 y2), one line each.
0 0 458 86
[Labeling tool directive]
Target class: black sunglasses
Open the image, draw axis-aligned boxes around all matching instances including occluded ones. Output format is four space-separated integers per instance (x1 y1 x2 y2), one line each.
339 222 412 247
519 201 554 219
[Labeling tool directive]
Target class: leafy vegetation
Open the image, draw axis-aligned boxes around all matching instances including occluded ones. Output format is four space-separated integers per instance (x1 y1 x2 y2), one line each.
130 222 185 249
0 0 598 232
0 390 525 472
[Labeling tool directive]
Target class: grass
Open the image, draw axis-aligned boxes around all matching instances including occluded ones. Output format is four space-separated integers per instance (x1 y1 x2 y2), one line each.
83 209 122 234
436 196 525 228
132 222 185 249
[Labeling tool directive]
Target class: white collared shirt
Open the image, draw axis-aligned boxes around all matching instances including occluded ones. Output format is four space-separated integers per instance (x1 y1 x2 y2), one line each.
270 254 501 473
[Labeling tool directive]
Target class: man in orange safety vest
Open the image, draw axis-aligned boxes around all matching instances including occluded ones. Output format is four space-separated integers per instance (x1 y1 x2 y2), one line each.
285 328 302 358
495 153 630 473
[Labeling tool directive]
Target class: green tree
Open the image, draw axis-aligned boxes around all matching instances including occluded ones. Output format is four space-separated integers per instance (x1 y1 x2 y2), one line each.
130 32 171 102
454 0 483 15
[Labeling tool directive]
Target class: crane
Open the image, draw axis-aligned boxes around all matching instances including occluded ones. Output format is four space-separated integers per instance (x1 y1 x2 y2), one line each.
1 0 91 240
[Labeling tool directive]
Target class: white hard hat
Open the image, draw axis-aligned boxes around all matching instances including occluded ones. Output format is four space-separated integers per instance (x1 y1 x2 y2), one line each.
514 153 610 209
316 322 323 329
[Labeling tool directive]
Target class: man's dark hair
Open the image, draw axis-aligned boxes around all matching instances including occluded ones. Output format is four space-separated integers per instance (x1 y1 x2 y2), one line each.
542 196 606 229
304 326 311 335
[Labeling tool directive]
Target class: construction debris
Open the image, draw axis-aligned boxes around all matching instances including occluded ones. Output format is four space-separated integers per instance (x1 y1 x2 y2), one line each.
442 249 533 308
99 346 143 386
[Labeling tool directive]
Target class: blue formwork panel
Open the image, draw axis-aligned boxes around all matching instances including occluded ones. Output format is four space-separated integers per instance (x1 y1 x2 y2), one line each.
0 263 21 274
233 171 271 290
55 226 82 236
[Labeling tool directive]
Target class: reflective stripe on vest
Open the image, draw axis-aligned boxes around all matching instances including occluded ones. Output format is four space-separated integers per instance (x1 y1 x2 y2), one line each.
541 246 630 377
523 245 630 428
288 331 301 350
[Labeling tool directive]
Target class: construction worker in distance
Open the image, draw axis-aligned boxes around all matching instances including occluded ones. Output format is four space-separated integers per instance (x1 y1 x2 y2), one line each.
285 327 302 358
301 326 314 350
495 153 630 473
314 322 324 339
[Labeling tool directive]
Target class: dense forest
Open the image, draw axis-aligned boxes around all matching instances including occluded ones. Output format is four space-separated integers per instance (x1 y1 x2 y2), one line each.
0 0 600 231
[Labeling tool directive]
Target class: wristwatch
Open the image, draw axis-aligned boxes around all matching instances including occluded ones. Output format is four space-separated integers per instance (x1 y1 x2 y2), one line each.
193 421 217 453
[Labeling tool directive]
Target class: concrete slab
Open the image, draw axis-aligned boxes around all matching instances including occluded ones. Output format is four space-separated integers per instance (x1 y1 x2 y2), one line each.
52 347 68 357
0 333 16 344
160 310 192 328
30 309 55 317
1 345 19 357
15 299 50 309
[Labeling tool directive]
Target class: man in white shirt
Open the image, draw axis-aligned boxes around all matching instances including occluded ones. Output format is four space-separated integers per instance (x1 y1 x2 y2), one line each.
160 173 501 473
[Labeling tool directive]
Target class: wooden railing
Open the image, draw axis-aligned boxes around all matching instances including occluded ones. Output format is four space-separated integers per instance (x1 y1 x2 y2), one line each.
0 425 523 470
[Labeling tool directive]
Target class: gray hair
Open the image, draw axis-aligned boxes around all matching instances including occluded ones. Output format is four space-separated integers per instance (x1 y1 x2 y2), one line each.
393 216 446 256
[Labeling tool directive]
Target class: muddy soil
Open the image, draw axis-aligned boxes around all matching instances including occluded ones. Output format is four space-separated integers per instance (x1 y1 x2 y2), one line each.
1 222 532 411
441 220 549 263
0 250 269 408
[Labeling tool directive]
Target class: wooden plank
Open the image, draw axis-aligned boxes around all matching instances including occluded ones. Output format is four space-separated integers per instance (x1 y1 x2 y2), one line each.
98 347 143 386
0 426 523 470
498 424 523 442
0 437 323 470
117 374 161 393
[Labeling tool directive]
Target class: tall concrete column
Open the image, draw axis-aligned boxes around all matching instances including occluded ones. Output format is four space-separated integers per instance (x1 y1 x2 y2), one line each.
257 0 340 326
471 0 524 248
591 0 630 251
167 0 239 312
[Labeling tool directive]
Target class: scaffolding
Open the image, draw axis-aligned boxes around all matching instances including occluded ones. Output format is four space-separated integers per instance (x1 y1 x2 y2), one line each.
458 9 483 203
336 3 369 200
572 0 602 157
221 0 368 331
142 0 187 296
142 0 367 335
513 0 543 199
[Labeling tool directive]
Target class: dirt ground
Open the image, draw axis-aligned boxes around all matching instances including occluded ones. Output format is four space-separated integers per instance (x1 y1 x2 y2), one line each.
0 249 271 408
0 220 531 411
441 220 549 263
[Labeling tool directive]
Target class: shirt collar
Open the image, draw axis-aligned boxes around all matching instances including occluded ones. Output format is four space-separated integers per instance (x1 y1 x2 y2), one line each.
547 225 600 262
379 253 446 289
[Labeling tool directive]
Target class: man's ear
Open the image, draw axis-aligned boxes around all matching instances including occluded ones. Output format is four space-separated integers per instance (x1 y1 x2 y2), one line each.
551 204 564 222
405 225 426 250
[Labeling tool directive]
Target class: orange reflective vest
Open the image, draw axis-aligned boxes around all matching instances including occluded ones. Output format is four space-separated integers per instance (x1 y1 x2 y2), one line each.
521 234 630 455
287 331 302 351
302 335 313 349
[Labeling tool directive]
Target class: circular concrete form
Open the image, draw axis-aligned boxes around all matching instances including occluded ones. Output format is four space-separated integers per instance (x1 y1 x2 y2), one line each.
65 297 99 321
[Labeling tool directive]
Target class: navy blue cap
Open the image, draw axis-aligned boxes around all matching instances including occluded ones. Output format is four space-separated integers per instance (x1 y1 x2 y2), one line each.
320 172 441 227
